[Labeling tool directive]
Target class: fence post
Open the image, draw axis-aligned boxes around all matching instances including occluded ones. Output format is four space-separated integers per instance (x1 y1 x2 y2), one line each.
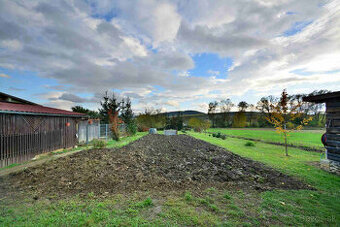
86 123 89 145
105 124 108 141
98 123 101 139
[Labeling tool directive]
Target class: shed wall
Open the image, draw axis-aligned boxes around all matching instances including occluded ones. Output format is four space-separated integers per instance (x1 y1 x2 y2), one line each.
325 99 340 163
0 113 78 167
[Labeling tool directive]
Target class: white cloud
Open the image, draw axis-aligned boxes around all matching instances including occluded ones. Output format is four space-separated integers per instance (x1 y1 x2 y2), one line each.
107 0 181 47
163 100 180 108
207 70 220 76
0 0 338 111
1 39 23 51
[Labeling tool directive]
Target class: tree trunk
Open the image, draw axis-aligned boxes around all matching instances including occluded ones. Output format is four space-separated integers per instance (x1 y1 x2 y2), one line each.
108 110 120 141
284 123 288 156
112 111 120 141
284 133 288 156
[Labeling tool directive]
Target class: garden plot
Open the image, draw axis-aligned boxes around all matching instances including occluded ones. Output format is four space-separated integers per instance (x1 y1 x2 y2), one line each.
0 135 311 199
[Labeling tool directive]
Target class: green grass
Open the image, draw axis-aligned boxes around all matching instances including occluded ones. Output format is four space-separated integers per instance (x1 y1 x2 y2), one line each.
0 163 22 171
0 196 165 226
189 131 337 191
106 132 146 148
188 131 340 225
59 132 146 153
1 131 339 226
209 128 324 149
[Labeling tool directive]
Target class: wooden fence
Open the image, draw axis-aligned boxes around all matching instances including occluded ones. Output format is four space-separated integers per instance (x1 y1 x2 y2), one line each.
0 113 78 168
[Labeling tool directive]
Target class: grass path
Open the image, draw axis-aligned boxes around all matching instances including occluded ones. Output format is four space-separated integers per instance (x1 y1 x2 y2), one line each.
209 128 324 149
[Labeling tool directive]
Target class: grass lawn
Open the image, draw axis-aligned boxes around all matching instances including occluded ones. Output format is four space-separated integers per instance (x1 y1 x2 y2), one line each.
188 132 340 225
106 132 147 148
1 132 339 226
209 128 324 149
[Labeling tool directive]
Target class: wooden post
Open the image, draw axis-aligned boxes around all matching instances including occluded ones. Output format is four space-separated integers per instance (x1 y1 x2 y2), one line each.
105 124 108 141
284 123 288 156
86 123 89 145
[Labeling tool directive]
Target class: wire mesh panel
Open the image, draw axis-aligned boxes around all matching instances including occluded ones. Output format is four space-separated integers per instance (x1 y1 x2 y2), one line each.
100 124 112 140
78 122 113 143
78 121 100 143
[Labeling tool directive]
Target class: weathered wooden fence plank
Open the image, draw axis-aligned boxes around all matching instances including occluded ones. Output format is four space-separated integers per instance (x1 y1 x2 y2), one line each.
0 114 78 168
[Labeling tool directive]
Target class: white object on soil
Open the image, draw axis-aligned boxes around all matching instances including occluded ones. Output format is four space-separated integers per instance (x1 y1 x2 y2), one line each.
149 128 158 134
164 130 177 135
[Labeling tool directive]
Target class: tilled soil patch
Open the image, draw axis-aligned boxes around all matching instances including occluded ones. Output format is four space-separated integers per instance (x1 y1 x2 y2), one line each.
0 135 312 198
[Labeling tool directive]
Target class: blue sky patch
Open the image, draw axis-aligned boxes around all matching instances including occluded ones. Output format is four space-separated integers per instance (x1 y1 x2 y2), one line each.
87 0 119 22
0 68 61 103
283 20 313 36
188 53 233 78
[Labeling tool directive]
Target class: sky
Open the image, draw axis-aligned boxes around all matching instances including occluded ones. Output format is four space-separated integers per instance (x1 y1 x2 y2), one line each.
0 0 339 113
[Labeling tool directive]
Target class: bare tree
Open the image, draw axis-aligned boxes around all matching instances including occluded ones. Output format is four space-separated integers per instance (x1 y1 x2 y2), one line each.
256 96 278 117
220 99 234 127
238 101 249 112
208 101 218 128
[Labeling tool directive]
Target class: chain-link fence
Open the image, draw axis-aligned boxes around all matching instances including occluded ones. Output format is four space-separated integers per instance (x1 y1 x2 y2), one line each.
78 123 112 144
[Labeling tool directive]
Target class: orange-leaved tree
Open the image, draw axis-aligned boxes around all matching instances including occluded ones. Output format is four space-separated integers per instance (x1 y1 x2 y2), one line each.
266 89 312 156
99 91 122 141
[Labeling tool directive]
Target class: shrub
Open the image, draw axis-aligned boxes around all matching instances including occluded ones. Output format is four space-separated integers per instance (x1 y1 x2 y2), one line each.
212 133 217 137
224 192 232 200
136 110 166 130
133 198 153 208
251 121 260 128
245 141 255 147
217 132 221 138
221 135 227 140
184 191 192 201
286 122 295 129
127 120 137 136
232 112 247 128
92 139 107 149
188 117 211 132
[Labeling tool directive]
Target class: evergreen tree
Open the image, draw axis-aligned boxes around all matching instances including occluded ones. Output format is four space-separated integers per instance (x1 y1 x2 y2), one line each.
72 106 100 119
121 97 137 136
99 91 122 141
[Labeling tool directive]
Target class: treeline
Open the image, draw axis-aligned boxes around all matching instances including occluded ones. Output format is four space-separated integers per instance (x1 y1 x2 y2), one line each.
207 90 328 128
133 89 328 130
72 89 329 137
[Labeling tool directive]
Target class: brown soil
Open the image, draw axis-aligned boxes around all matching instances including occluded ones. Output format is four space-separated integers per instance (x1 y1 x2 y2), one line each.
0 135 312 198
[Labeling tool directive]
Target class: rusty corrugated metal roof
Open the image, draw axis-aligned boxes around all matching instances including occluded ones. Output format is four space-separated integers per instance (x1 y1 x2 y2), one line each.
0 102 86 117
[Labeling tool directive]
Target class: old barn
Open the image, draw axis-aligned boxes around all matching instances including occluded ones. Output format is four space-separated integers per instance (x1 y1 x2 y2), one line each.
0 92 86 167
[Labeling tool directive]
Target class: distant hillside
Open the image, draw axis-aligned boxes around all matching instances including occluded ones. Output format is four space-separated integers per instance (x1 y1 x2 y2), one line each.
162 110 263 118
162 110 206 117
